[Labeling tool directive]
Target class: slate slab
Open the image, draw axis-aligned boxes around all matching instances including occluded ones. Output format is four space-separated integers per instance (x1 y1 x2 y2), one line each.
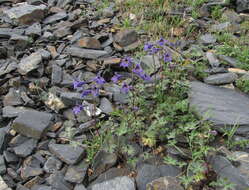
12 110 53 139
189 81 249 134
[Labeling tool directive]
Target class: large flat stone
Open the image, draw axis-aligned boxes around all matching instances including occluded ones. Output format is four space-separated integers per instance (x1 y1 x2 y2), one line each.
65 46 109 59
12 110 53 139
189 81 249 134
18 52 42 75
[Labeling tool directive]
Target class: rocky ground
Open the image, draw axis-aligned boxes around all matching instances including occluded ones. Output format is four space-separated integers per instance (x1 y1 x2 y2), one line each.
0 0 249 190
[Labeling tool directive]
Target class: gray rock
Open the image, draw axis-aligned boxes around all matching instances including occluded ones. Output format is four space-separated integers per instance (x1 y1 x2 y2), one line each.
222 9 242 23
114 30 138 47
47 171 73 190
231 151 249 180
3 88 23 107
25 23 42 37
91 176 135 190
100 98 113 114
146 176 184 190
209 155 249 190
189 81 249 135
64 161 89 183
218 55 240 68
91 150 117 180
48 143 85 164
43 156 62 173
74 184 87 190
199 34 216 45
0 176 11 190
204 67 228 74
0 28 24 38
0 155 6 175
0 60 17 77
77 37 101 49
51 64 63 85
206 52 220 67
37 49 51 60
210 22 240 33
56 0 72 8
0 128 8 154
3 151 19 164
102 7 114 18
3 4 47 25
31 185 52 190
13 138 37 157
9 34 30 49
136 164 181 190
43 12 68 24
65 46 109 59
21 166 43 179
12 110 53 139
90 168 131 187
2 106 33 118
236 0 249 13
204 73 238 85
18 52 42 75
141 55 160 74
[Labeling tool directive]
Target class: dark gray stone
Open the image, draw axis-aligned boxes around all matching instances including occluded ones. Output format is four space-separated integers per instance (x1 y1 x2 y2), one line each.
0 28 24 38
218 55 240 68
74 184 87 190
136 164 181 190
114 30 138 47
25 23 42 37
65 46 109 59
12 110 53 139
146 176 184 190
43 12 68 24
236 0 249 13
47 171 73 190
189 81 249 135
56 0 72 8
9 34 30 49
209 155 249 190
48 143 85 164
0 60 17 77
3 88 23 107
64 161 89 183
21 166 43 179
91 176 135 190
2 106 33 118
43 156 62 173
100 98 113 114
18 52 42 75
13 138 37 157
206 52 220 67
3 4 47 25
51 64 62 85
3 151 19 164
31 185 52 190
204 73 238 85
0 128 8 154
0 155 6 175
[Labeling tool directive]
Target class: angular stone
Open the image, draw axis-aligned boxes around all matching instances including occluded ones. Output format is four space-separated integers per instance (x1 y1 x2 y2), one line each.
64 161 89 183
0 128 8 154
77 37 101 49
25 23 42 37
74 184 87 190
99 98 113 114
91 176 135 190
43 156 62 173
51 64 62 85
18 52 42 75
209 155 249 190
65 46 109 59
43 12 68 24
46 171 73 190
0 28 24 38
114 30 138 47
222 9 242 23
12 110 53 139
0 60 17 77
231 151 249 181
3 4 47 25
199 34 216 45
2 106 33 118
236 0 249 13
210 22 240 33
204 73 238 85
146 176 184 190
189 81 249 134
218 55 240 68
136 164 181 190
30 185 52 190
48 143 85 164
0 176 11 190
0 155 6 175
3 151 19 164
13 138 37 157
21 166 43 179
3 88 23 107
206 52 220 67
9 34 30 49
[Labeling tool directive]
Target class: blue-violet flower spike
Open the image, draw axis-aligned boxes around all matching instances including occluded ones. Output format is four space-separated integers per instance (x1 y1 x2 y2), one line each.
73 105 84 115
121 82 132 94
73 80 86 89
120 57 132 68
81 89 91 97
111 73 122 83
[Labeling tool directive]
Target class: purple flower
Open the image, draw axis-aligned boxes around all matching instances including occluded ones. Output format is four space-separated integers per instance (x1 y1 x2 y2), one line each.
157 38 167 46
81 89 91 97
163 52 172 63
120 57 132 68
151 46 161 54
111 73 122 83
93 74 105 85
141 73 152 81
73 80 86 89
144 42 153 52
132 64 143 76
121 82 132 94
73 105 84 114
91 86 100 97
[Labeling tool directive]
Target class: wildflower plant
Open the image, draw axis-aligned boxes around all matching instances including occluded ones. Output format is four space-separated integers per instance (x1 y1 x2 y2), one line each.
71 38 215 189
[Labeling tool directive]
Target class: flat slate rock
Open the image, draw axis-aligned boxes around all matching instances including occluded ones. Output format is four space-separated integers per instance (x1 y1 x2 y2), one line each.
189 81 249 134
12 110 53 139
48 143 85 165
91 176 135 190
204 73 238 85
